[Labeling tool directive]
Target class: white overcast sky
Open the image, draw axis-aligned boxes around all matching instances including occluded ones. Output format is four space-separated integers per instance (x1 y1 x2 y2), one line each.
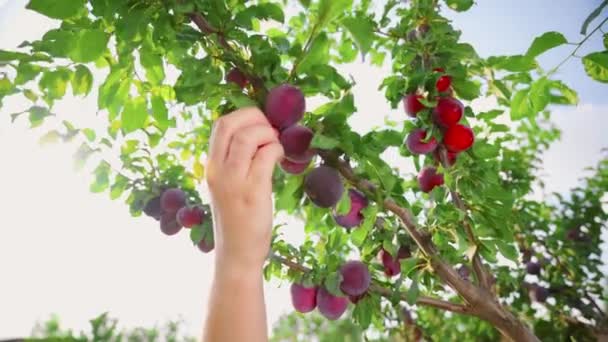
0 0 607 339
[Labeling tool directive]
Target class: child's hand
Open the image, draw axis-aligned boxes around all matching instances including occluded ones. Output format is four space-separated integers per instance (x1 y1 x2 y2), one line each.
206 107 284 273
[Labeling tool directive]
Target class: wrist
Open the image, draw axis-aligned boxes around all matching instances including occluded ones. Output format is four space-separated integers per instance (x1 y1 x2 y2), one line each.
214 252 265 282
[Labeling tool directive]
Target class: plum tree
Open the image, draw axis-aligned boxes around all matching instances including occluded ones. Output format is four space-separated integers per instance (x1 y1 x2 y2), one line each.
333 189 368 229
160 212 182 236
417 167 444 193
225 68 249 89
176 206 205 228
280 158 310 175
339 260 371 296
433 97 463 127
160 188 187 213
279 125 315 162
265 84 306 130
316 287 349 321
403 94 425 117
5 1 607 340
443 124 475 153
304 166 344 208
406 128 438 155
290 283 318 313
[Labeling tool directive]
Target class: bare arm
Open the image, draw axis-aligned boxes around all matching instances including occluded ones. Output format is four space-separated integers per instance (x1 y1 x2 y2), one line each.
203 107 284 342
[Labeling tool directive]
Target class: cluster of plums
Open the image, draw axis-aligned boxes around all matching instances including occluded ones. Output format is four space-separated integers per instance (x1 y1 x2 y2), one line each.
290 260 371 320
143 188 214 253
403 68 475 193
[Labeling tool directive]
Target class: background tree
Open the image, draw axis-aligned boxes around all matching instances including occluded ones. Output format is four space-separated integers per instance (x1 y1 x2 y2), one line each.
0 0 606 341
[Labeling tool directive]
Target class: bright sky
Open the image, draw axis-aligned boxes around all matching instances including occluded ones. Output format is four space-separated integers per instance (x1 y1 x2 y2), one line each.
0 0 606 339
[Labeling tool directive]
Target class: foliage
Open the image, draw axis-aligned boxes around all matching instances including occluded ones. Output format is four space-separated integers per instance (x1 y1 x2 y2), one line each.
1 0 607 340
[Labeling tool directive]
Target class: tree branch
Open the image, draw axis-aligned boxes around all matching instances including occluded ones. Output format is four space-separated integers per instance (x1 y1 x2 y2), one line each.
270 254 471 315
438 146 492 291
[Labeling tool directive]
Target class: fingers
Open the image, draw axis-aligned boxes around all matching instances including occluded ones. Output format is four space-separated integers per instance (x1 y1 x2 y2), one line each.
208 107 269 162
225 124 279 176
249 142 284 182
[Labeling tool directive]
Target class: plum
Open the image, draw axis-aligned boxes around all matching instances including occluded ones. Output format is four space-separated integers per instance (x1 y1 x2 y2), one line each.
403 94 425 117
265 84 305 130
197 235 214 253
380 248 401 277
436 75 452 92
348 293 366 304
280 158 310 175
160 212 182 236
290 283 318 313
225 68 249 89
160 188 187 213
334 189 368 229
433 97 463 127
418 167 444 193
279 125 315 162
443 124 474 153
316 287 348 320
458 265 471 281
304 166 344 208
529 285 549 303
526 261 541 275
143 196 162 220
176 206 205 228
406 128 438 155
339 260 371 296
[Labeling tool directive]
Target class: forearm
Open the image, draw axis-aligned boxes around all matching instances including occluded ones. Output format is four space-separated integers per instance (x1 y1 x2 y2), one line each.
203 260 268 342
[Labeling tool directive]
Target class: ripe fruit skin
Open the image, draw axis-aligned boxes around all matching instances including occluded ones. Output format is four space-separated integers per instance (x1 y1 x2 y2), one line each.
403 94 425 117
280 159 310 175
304 166 344 208
530 285 549 303
160 212 182 236
280 125 314 162
526 261 541 275
160 188 187 213
226 68 249 88
197 236 214 253
381 249 400 277
290 283 318 313
406 129 438 155
436 75 452 92
348 293 365 304
176 206 205 228
339 260 371 296
458 265 471 281
316 287 348 320
334 189 368 229
265 84 306 130
143 196 162 220
443 124 474 153
433 149 458 166
418 167 444 193
433 97 463 127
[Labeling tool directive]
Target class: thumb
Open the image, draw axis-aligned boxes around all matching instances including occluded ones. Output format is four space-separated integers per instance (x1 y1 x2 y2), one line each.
249 142 284 181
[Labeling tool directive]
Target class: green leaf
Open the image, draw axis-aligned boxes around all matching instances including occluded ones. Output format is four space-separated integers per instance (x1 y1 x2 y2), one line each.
110 174 129 200
317 0 353 28
140 45 165 85
297 33 330 74
510 89 531 120
39 68 71 101
28 106 53 127
452 78 481 100
352 296 373 329
324 272 344 297
151 95 171 131
580 0 608 34
549 80 579 105
190 226 205 245
399 258 418 278
494 240 518 262
351 205 377 247
405 274 420 305
341 16 375 55
81 128 96 142
487 55 537 72
90 161 111 193
582 51 608 83
26 0 86 19
528 77 550 112
444 0 474 11
72 65 93 96
311 133 340 150
604 33 608 49
121 97 148 134
526 32 567 58
69 29 109 63
0 50 51 63
335 189 352 215
234 4 285 29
